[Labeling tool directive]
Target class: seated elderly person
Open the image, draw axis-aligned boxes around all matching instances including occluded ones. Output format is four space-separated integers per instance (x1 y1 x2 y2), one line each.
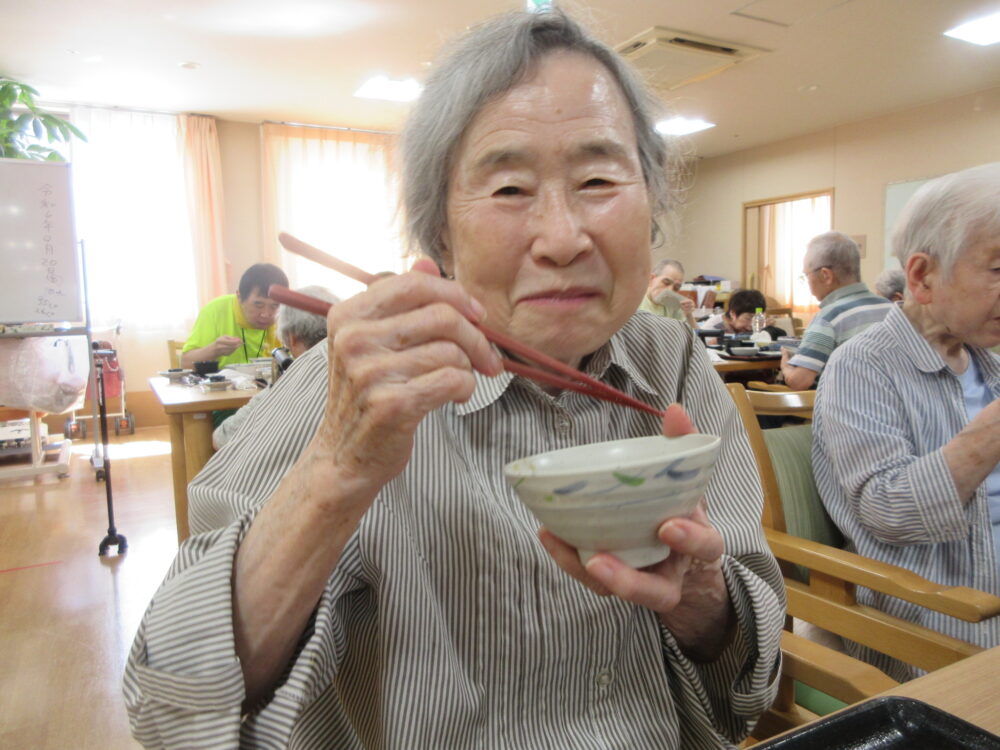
874 266 906 303
780 232 892 390
813 161 1000 682
123 11 783 749
699 289 787 340
211 285 339 451
639 258 696 327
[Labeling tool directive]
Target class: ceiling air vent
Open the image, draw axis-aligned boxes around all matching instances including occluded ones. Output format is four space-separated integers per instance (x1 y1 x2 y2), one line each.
616 27 768 91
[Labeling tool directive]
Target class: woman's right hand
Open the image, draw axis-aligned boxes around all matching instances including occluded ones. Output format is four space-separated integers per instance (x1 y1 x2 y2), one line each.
307 258 503 515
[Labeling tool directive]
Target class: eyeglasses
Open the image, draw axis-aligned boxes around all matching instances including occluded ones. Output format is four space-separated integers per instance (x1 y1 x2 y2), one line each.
798 265 831 283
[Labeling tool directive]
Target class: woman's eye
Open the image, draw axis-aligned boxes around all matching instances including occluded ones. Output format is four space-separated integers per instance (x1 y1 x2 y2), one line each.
582 178 611 188
493 185 522 196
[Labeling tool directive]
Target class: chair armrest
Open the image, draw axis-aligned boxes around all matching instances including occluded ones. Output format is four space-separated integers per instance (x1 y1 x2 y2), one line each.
766 528 1000 623
780 631 898 704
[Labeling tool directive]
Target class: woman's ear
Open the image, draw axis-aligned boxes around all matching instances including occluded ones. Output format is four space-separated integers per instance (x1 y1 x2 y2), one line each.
906 253 935 305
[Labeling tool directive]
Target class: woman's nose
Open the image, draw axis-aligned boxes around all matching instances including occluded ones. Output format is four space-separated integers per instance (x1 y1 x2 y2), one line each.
528 189 593 266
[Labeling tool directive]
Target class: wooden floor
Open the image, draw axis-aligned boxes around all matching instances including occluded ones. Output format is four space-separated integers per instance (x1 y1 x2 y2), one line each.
0 426 179 750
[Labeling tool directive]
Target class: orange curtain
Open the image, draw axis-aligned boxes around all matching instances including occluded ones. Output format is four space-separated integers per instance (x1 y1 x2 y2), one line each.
261 123 404 300
178 114 228 306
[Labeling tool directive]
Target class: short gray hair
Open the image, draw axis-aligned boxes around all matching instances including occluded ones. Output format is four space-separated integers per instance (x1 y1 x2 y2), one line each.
807 231 860 282
277 286 339 350
891 162 1000 276
400 10 685 265
873 267 905 300
652 258 684 277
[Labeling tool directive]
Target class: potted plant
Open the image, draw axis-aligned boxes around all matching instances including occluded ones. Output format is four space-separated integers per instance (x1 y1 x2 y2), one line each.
0 76 85 161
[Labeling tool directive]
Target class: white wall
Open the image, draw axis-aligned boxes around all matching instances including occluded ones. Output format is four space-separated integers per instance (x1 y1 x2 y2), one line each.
674 86 1000 286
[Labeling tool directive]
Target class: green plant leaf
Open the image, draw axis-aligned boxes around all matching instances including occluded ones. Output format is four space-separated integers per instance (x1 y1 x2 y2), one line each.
31 117 43 139
45 150 65 162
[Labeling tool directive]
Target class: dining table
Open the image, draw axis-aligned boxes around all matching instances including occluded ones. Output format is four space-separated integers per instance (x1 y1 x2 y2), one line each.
149 376 259 541
759 644 1000 746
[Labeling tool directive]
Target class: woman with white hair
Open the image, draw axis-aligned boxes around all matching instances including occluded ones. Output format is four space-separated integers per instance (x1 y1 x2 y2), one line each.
123 10 782 749
813 161 1000 681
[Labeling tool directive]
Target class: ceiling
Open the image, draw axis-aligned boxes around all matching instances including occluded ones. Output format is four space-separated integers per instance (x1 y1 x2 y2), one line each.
3 0 1000 158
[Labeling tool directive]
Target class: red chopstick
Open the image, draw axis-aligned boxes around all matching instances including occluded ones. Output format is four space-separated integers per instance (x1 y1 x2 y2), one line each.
274 233 666 419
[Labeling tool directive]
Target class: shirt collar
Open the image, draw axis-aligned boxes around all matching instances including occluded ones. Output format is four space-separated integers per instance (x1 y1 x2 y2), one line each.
884 304 959 374
454 320 660 416
819 281 870 309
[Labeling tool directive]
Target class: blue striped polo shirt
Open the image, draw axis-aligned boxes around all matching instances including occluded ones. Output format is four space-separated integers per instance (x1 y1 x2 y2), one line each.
789 282 892 374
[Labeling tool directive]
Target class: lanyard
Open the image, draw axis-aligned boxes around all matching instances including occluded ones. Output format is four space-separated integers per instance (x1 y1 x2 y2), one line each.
240 327 266 362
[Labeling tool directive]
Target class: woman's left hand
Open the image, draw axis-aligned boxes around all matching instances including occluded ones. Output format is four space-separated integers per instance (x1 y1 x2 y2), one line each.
539 403 735 661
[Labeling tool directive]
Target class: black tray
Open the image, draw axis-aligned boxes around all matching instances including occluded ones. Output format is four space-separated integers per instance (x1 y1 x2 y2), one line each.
755 696 1000 749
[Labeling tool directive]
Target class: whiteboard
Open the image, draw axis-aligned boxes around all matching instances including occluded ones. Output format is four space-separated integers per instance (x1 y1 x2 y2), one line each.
883 176 932 268
0 159 84 323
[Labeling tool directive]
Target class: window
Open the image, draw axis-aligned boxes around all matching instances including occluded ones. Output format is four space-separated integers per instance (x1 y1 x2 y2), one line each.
261 124 404 300
742 190 832 317
69 106 197 334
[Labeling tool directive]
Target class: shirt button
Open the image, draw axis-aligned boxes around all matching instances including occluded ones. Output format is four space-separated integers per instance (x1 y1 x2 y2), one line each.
595 670 613 687
556 417 571 433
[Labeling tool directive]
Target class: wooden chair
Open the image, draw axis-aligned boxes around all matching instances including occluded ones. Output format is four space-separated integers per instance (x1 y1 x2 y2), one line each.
744 387 815 421
167 339 185 369
726 382 1000 741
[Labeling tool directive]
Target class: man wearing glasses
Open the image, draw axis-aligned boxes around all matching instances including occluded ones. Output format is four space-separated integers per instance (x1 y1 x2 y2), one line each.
780 232 891 390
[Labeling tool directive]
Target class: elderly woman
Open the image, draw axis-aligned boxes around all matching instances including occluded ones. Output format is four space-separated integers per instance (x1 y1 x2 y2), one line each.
813 161 1000 681
124 12 783 748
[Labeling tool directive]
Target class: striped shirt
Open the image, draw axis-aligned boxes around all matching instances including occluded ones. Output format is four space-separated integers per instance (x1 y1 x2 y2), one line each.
788 282 891 374
124 312 784 749
813 304 1000 681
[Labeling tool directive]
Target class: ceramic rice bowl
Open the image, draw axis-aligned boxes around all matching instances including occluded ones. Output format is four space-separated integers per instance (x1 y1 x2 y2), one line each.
504 433 722 568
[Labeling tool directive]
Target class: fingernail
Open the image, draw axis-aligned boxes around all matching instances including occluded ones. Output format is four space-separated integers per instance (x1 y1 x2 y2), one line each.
662 524 686 544
469 297 486 320
587 560 613 582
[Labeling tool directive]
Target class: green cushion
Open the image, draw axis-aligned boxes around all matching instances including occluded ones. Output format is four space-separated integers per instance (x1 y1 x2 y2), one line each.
763 424 843 548
795 681 848 716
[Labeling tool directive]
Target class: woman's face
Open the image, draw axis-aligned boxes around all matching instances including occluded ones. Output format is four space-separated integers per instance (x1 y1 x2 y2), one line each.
441 51 652 369
924 232 1000 348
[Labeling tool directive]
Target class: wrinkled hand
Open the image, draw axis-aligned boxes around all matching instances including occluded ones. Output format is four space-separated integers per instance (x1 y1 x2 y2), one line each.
539 404 733 658
214 335 242 355
678 298 695 314
308 258 503 514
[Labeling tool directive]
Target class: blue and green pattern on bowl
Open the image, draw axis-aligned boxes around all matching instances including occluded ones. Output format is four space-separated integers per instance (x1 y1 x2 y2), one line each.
504 433 722 568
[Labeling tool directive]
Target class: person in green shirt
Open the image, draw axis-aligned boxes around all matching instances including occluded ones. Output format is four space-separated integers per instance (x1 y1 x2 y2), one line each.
182 263 289 370
637 258 696 328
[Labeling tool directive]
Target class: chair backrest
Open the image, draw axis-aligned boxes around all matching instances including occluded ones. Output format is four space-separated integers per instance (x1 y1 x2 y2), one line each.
726 383 838 551
167 339 185 369
745 387 816 420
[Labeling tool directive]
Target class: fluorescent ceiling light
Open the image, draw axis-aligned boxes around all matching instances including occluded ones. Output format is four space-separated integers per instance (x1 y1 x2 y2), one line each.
655 117 716 136
944 11 1000 45
354 75 422 103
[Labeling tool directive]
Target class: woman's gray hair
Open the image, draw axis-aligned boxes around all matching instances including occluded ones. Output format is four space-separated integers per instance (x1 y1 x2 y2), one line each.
873 266 905 300
400 10 685 265
278 286 339 349
891 162 1000 276
807 231 860 282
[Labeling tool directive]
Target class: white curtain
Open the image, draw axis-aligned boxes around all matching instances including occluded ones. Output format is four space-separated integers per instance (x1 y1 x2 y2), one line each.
70 107 197 336
261 123 405 301
760 194 831 315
